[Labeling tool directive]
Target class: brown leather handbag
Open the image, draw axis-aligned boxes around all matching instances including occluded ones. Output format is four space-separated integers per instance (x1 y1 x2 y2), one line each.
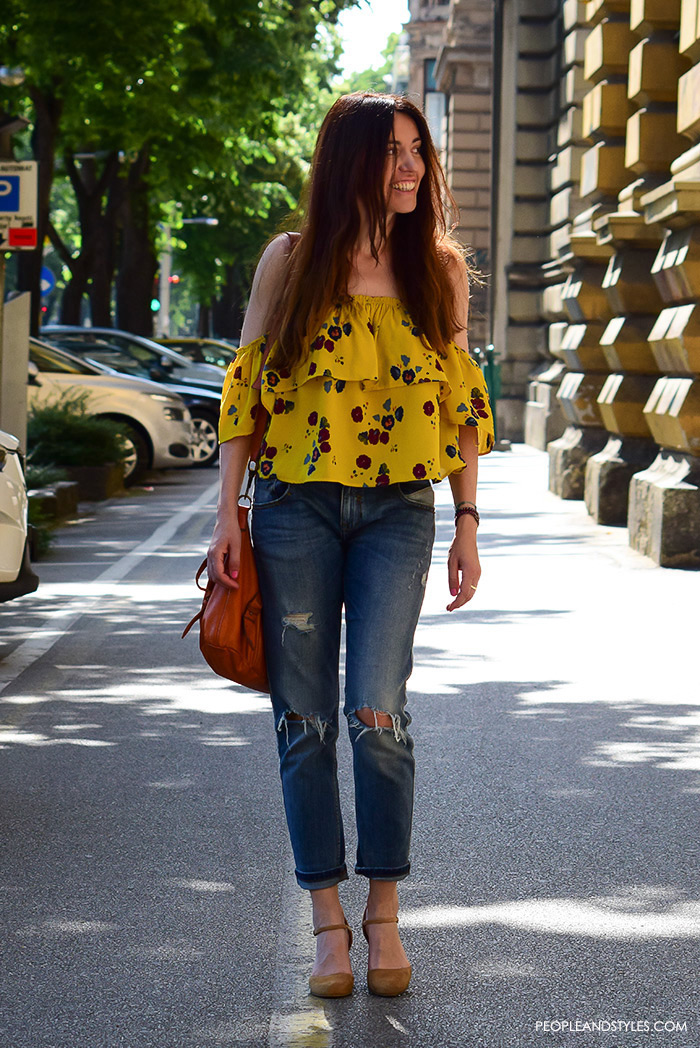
182 409 269 692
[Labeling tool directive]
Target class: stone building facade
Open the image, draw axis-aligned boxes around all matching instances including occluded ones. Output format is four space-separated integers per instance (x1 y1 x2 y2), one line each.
406 0 700 566
405 0 493 358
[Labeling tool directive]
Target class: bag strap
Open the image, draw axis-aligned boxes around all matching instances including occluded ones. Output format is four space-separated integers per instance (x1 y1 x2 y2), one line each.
242 403 269 503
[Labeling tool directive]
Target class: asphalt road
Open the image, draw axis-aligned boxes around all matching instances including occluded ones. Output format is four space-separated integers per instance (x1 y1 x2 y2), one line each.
0 448 698 1048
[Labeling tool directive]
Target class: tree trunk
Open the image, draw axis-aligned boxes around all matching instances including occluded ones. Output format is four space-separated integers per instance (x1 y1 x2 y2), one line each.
211 261 247 339
60 152 121 327
115 147 157 336
46 221 85 325
197 302 211 337
89 157 120 327
17 87 63 336
59 258 88 324
90 206 116 327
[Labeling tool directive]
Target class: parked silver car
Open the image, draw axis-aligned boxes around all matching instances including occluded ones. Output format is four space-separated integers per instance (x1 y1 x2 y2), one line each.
154 336 237 368
42 326 225 391
0 429 39 603
40 327 224 467
29 339 194 482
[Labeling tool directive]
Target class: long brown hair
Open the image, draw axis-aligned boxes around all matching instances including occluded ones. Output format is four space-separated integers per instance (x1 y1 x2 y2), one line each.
269 92 471 368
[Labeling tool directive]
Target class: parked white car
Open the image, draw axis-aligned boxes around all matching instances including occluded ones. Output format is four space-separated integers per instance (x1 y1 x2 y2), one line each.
0 428 39 603
28 339 195 482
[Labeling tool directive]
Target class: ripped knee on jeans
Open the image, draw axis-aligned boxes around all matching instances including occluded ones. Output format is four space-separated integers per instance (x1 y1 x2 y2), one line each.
355 707 393 729
276 709 328 744
351 707 408 745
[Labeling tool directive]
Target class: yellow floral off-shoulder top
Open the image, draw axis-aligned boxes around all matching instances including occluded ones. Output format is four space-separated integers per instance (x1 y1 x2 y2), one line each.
219 295 494 487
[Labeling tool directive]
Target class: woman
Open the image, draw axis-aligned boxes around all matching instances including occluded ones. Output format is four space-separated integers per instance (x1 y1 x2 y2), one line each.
207 92 494 998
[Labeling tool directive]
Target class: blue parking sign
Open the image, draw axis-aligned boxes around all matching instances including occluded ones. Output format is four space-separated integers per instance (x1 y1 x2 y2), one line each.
0 175 21 213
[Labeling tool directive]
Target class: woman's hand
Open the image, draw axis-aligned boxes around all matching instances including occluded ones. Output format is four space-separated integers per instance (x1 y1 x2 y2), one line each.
207 514 242 590
446 517 481 611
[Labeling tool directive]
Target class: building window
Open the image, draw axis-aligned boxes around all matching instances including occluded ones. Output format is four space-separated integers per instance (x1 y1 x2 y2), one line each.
424 59 446 150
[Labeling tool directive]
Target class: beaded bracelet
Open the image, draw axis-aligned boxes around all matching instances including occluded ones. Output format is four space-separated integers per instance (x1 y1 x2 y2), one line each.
455 505 480 527
455 500 477 511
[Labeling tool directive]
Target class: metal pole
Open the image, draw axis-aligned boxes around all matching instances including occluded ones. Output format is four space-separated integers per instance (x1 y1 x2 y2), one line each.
156 224 172 338
484 343 499 444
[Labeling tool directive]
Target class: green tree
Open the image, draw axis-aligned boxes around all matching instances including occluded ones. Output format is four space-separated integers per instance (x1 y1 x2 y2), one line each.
0 0 356 335
172 58 339 338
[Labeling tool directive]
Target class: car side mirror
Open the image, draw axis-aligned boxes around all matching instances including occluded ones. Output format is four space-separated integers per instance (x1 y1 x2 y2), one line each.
159 356 175 371
27 361 42 386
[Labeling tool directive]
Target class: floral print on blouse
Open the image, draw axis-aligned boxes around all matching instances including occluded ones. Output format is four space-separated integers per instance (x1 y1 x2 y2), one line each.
219 295 494 487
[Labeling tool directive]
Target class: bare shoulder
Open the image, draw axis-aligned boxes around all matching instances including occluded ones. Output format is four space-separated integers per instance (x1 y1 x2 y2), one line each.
241 234 296 344
442 244 469 293
255 233 295 286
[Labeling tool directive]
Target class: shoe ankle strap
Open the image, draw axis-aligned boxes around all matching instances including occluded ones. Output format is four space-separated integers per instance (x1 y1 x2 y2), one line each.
313 921 351 936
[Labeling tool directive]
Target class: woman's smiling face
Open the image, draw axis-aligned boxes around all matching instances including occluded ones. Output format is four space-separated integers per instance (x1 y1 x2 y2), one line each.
384 112 426 218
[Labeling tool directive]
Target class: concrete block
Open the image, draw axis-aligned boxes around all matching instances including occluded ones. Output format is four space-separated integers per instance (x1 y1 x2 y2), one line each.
525 366 568 450
678 61 700 139
548 424 610 499
28 488 58 520
495 396 526 443
626 109 687 176
630 0 682 34
598 373 657 437
558 371 608 427
53 481 80 519
628 450 700 566
584 434 657 524
628 38 688 107
64 464 125 501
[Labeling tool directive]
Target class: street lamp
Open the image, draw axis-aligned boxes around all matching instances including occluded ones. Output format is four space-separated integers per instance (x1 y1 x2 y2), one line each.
156 217 219 338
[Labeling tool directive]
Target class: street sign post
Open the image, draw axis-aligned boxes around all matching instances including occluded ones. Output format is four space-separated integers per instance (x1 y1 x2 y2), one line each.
40 265 56 297
0 161 38 251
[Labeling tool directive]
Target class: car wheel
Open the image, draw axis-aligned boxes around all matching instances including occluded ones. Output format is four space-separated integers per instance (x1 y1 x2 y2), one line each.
120 425 150 485
190 412 219 468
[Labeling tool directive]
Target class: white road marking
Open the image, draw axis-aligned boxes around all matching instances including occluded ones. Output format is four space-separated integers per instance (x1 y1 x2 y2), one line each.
0 479 219 694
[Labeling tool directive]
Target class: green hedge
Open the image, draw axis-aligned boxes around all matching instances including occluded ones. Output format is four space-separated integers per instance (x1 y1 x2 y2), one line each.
27 392 128 468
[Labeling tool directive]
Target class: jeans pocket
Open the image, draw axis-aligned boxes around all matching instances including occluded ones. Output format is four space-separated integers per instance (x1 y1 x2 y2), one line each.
253 476 291 507
397 480 435 510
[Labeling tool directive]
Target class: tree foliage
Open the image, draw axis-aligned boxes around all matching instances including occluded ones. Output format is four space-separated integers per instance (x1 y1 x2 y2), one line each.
0 0 356 335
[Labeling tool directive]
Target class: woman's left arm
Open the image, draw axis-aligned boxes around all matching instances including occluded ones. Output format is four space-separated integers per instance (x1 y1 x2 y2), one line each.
446 253 481 612
447 430 480 610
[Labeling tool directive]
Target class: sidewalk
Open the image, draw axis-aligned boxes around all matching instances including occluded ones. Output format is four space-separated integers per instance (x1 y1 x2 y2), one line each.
420 443 697 710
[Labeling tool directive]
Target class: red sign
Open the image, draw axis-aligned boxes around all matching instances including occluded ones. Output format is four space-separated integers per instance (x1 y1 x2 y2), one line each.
8 227 37 248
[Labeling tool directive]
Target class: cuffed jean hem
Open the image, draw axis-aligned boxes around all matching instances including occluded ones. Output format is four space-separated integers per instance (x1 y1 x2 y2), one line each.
355 863 411 881
296 864 349 891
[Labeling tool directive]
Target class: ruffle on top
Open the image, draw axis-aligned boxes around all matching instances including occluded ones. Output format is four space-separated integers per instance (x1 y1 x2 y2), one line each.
219 296 493 488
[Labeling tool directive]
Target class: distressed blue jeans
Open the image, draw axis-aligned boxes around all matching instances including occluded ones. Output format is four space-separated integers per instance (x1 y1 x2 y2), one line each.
251 478 435 890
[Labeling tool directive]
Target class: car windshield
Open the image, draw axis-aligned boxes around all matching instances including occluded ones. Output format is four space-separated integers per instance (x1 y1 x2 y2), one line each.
201 347 235 367
43 333 169 380
29 341 98 375
167 341 235 367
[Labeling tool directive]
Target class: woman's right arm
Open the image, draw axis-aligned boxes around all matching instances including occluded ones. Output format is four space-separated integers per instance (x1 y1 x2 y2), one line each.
206 434 253 589
206 234 291 588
